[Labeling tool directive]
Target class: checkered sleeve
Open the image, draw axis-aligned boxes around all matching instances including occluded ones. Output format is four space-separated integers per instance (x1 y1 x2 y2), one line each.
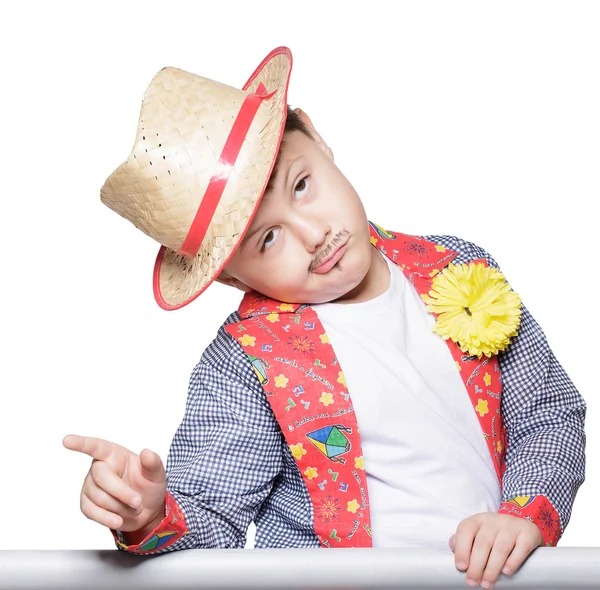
427 235 587 546
112 312 284 553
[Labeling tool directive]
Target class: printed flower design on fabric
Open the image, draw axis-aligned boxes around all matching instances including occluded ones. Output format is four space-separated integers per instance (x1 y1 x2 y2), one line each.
275 374 289 388
238 334 256 347
317 495 341 523
319 392 334 406
538 503 560 538
500 496 560 546
290 443 307 460
421 262 522 358
288 335 316 355
347 499 360 514
406 241 428 257
304 466 318 480
475 399 489 417
354 456 365 470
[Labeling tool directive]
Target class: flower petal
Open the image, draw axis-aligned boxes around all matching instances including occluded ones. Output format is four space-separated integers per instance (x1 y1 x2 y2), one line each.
426 263 522 357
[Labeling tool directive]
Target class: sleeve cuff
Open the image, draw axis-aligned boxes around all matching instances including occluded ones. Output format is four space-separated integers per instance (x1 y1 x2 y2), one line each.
498 495 562 546
111 490 188 553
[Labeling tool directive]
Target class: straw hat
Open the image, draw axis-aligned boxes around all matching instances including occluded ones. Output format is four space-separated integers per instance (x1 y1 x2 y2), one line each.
101 47 292 310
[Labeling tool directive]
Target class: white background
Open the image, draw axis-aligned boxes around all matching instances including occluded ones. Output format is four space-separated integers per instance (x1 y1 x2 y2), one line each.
1 1 598 550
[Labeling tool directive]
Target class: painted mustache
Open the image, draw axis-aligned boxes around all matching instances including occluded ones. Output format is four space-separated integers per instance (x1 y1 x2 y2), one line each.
309 230 350 271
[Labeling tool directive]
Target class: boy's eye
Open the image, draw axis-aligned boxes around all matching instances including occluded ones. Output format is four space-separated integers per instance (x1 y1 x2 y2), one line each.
259 176 310 253
294 176 310 198
261 227 280 251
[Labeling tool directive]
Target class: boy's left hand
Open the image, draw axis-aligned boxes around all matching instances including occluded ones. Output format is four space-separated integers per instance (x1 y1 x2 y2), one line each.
449 512 543 588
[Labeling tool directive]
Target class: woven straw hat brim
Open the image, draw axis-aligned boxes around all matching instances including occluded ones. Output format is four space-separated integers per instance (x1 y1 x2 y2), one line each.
101 47 292 311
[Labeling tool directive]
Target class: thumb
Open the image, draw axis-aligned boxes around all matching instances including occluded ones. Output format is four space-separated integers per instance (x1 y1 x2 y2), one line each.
139 449 166 484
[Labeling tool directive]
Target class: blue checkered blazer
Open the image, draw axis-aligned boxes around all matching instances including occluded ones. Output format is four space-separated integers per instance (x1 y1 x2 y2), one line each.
126 235 587 550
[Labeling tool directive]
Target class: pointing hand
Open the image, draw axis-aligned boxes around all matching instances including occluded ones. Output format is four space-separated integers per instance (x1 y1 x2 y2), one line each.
63 434 166 533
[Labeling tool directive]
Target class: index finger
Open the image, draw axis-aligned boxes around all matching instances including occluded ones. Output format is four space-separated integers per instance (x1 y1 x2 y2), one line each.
62 434 118 461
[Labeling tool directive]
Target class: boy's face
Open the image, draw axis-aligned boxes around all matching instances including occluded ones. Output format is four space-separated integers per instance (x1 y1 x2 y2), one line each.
218 112 374 304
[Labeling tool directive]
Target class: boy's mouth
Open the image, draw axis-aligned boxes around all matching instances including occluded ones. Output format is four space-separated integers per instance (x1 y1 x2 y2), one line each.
310 231 350 273
312 245 347 274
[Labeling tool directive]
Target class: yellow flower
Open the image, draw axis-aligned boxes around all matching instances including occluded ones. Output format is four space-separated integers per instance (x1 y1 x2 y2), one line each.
265 312 280 323
275 374 289 388
429 269 440 277
435 244 447 252
319 333 330 345
304 466 318 480
347 499 360 513
475 399 489 417
290 443 307 460
497 440 503 452
354 456 365 470
319 392 334 406
455 361 462 371
278 303 295 312
483 372 492 386
421 262 521 358
370 236 377 245
337 371 346 387
238 334 256 347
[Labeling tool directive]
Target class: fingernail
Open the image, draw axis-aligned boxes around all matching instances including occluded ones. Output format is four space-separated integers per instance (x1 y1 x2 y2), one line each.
502 566 511 575
481 581 491 589
456 561 467 570
130 496 141 509
466 579 478 587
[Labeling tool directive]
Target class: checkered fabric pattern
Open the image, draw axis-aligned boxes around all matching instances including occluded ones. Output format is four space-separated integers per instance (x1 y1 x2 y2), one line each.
117 235 586 551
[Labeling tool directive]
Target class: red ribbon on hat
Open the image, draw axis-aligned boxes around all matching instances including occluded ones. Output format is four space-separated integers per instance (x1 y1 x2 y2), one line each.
177 82 273 259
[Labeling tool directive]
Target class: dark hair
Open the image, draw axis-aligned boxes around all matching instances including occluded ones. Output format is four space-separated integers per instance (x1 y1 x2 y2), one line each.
265 106 312 193
283 106 312 138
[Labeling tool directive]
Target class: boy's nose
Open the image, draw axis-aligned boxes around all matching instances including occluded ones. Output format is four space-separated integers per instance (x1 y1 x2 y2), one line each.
292 214 331 253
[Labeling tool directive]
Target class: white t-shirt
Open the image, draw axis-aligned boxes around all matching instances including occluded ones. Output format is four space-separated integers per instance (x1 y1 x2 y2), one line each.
313 252 502 549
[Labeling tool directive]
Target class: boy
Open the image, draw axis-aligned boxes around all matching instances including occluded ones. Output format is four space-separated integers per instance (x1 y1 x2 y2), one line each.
64 47 586 589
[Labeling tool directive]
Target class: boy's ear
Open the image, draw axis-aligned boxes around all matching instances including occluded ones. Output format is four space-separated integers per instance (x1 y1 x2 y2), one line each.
215 270 253 293
293 108 334 162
